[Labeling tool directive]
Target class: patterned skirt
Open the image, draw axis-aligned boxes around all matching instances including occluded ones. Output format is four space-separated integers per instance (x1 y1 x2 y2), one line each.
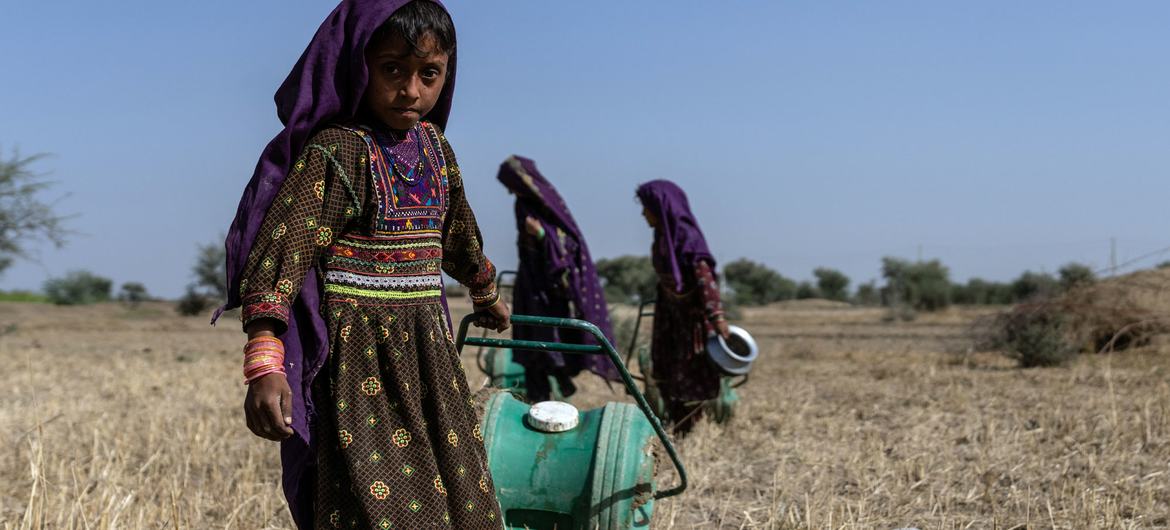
312 301 502 529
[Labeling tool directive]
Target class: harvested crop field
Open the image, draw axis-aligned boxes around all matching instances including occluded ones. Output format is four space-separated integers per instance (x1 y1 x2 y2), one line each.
2 292 1169 528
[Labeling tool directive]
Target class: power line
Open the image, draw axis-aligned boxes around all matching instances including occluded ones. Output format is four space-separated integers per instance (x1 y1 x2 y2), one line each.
1094 243 1170 276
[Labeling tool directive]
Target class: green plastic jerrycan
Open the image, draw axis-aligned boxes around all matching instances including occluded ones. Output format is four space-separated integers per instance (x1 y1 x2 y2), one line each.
482 391 655 529
481 347 565 401
456 314 687 530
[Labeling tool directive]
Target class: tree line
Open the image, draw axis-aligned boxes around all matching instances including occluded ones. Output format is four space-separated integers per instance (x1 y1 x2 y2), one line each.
595 255 1103 311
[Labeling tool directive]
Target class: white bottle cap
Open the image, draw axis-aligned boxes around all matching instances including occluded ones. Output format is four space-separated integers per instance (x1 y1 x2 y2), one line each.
526 401 580 433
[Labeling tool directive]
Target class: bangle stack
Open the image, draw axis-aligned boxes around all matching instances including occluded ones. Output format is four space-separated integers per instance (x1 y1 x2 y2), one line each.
244 336 286 384
470 285 500 309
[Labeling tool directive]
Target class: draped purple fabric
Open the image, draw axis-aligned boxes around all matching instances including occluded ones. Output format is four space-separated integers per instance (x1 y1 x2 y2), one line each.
635 180 715 292
498 156 619 400
214 2 454 527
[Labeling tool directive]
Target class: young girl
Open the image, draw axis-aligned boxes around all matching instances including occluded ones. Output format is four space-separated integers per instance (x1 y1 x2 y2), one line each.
218 1 507 528
636 180 729 433
497 156 619 401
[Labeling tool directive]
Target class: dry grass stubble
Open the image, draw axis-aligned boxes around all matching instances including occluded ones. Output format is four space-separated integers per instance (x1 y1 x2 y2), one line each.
2 301 1168 528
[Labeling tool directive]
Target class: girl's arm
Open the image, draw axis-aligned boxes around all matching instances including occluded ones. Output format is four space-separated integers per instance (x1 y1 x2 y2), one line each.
239 127 367 441
525 216 573 299
435 127 510 331
695 259 730 338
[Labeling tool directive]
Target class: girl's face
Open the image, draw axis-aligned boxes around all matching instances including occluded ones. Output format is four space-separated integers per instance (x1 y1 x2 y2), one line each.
641 207 659 228
364 31 449 130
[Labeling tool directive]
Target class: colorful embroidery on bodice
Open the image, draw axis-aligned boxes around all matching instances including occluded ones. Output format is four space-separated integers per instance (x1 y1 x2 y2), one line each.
323 123 450 306
350 123 449 235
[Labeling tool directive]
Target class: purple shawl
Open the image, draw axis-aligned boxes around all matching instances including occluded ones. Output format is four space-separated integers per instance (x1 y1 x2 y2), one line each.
215 1 454 527
498 156 619 385
636 180 715 293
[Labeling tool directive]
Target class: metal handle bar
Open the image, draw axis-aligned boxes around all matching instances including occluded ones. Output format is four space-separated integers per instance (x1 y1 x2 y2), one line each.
456 313 688 500
625 298 657 369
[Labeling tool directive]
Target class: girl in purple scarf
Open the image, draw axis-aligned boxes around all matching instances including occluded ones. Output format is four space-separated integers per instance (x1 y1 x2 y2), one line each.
637 180 729 433
497 156 620 401
220 2 507 527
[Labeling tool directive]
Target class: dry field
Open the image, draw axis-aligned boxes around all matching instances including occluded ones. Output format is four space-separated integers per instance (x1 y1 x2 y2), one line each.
2 296 1169 529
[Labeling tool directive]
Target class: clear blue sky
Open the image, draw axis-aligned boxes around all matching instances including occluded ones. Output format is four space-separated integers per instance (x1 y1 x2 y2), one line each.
2 1 1169 298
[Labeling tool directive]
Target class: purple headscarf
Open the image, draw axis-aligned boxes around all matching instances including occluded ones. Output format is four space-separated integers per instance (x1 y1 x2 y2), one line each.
215 1 454 527
498 156 619 389
636 180 715 293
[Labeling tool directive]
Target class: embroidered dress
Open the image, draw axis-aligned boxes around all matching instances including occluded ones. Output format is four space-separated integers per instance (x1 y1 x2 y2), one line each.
240 123 501 529
649 260 724 431
636 180 725 433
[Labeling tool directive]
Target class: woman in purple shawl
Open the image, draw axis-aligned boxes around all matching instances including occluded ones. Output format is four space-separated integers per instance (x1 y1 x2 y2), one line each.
497 156 619 401
218 2 507 528
637 180 729 433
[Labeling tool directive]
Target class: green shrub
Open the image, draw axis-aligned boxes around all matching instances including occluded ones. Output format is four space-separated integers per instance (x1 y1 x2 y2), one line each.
952 278 1013 305
854 281 881 306
177 240 227 316
813 267 850 302
1011 271 1059 302
176 286 212 317
723 258 795 305
43 270 112 305
880 257 951 311
118 282 149 307
595 255 657 304
991 305 1078 367
1058 262 1096 291
795 281 820 300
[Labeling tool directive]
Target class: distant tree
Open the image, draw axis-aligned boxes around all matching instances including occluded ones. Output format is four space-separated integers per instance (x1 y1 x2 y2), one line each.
118 282 149 308
1157 261 1170 270
854 281 881 306
795 281 820 300
595 255 657 304
44 270 112 305
813 267 850 302
193 241 227 301
0 149 68 275
1057 262 1096 291
723 258 796 305
177 240 227 316
951 278 1013 305
1011 271 1059 302
880 257 951 311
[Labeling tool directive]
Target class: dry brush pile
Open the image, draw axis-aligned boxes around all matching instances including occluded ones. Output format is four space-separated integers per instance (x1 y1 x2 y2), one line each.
983 268 1170 367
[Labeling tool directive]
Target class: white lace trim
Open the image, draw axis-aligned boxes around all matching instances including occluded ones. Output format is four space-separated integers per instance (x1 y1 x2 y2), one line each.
324 270 442 289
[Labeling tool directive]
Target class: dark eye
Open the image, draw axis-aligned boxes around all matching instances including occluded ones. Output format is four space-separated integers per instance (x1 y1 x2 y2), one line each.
382 63 400 75
422 68 441 80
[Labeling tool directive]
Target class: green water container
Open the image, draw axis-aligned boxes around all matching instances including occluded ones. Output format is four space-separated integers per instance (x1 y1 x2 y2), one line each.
485 348 526 391
482 347 565 401
482 392 656 529
457 314 687 530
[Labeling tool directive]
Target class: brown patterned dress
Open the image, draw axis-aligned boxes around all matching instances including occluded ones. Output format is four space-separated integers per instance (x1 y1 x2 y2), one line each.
650 259 725 433
239 123 502 529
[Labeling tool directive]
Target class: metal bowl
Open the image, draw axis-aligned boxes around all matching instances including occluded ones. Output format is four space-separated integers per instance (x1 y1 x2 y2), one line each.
705 325 758 376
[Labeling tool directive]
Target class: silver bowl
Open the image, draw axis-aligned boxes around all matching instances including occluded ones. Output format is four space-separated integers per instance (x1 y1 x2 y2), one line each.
705 325 758 376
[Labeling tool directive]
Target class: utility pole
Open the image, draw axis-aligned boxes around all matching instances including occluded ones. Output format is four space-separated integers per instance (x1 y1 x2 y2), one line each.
1110 237 1117 276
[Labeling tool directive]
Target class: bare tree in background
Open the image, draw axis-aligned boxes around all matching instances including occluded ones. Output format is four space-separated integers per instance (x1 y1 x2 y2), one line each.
0 149 68 275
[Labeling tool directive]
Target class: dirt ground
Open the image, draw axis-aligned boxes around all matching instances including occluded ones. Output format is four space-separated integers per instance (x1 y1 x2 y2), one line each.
2 298 1168 529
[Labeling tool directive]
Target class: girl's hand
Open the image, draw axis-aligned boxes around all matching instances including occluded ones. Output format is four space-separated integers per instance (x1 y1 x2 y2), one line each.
715 319 731 339
474 299 511 333
524 217 544 238
244 372 294 441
